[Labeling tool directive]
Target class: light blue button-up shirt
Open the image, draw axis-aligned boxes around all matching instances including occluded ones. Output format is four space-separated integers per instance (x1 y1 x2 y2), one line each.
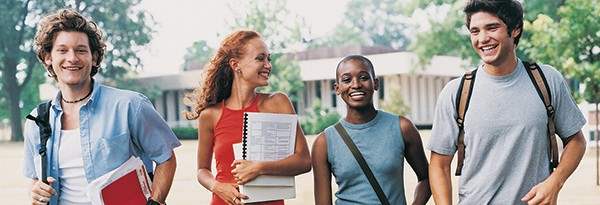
23 80 181 204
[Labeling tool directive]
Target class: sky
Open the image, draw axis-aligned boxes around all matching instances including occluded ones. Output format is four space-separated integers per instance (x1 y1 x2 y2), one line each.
137 0 349 77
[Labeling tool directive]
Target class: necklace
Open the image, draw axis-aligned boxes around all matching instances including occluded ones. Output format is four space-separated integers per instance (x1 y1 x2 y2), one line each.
62 87 93 104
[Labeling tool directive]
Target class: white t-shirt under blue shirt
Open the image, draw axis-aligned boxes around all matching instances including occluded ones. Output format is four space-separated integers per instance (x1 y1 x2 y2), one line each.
428 59 586 204
58 128 91 205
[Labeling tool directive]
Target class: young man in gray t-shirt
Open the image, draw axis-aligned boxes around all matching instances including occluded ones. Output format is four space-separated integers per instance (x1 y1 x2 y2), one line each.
428 1 587 204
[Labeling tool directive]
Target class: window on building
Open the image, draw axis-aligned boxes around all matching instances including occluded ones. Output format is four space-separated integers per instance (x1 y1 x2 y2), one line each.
591 131 597 141
303 81 309 106
162 90 169 121
174 91 180 121
316 80 322 100
330 80 336 107
378 77 385 101
185 89 193 112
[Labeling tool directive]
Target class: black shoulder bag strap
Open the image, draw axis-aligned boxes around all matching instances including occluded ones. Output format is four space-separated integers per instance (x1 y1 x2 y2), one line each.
25 100 53 186
454 69 477 176
334 123 390 205
523 61 559 172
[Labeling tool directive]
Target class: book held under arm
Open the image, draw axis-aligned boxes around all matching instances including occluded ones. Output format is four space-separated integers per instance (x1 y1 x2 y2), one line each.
87 156 152 205
233 112 298 203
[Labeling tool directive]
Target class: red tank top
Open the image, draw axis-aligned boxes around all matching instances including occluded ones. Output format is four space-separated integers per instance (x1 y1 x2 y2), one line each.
211 96 283 205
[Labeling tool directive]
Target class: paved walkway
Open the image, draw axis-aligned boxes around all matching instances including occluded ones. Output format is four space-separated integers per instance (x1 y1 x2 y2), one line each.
2 133 599 204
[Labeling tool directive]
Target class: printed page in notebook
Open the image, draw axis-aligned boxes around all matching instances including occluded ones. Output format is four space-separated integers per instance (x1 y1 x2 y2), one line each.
244 112 297 161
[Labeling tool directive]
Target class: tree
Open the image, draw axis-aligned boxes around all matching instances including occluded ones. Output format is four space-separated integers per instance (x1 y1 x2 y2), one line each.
227 0 306 105
182 40 214 71
310 0 412 49
0 0 154 141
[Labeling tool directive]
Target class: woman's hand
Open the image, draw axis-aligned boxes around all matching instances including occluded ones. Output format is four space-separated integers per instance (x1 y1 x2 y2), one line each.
211 181 247 205
231 160 263 185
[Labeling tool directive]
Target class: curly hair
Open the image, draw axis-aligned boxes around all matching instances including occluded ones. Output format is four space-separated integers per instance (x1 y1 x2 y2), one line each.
185 30 261 120
34 8 106 79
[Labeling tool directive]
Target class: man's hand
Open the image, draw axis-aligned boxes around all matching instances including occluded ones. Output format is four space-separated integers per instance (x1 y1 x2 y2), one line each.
521 178 561 205
31 177 55 205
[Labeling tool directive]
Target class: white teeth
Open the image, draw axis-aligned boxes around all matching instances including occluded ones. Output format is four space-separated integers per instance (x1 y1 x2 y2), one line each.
349 92 365 97
481 45 496 51
259 72 270 78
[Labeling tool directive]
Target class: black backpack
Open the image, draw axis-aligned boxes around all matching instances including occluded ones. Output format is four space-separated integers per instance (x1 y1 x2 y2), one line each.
25 101 53 185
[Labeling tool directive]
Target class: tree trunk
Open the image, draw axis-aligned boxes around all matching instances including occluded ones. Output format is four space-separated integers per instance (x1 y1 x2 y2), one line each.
2 57 24 141
594 103 600 185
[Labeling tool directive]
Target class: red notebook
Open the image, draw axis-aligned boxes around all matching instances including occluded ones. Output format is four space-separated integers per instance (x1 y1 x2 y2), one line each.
100 169 149 205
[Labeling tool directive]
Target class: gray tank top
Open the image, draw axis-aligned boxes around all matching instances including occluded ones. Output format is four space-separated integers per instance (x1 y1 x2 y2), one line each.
324 110 406 205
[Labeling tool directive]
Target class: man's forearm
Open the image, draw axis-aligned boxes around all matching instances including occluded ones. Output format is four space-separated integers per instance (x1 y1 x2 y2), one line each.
430 164 452 205
549 133 586 186
151 153 177 203
429 152 454 204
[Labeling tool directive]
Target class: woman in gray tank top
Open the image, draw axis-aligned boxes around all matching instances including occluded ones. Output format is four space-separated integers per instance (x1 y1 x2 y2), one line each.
312 55 431 205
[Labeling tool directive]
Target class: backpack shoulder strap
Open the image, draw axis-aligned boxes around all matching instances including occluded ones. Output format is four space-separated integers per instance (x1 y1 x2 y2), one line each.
454 69 477 176
523 61 559 171
334 123 390 205
25 100 52 184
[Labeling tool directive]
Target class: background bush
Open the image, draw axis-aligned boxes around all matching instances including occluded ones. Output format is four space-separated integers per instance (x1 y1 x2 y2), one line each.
172 127 198 140
301 99 341 135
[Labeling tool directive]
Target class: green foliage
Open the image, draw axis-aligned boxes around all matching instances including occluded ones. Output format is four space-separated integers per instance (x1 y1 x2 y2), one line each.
311 0 411 49
581 65 600 104
307 23 365 48
520 0 600 102
380 87 411 116
257 53 304 103
228 0 305 104
228 0 308 51
19 63 46 117
300 99 341 135
410 1 478 66
182 40 214 71
171 127 198 140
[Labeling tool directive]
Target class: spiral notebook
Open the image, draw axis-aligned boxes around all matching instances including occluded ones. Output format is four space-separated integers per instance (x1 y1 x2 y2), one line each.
236 112 298 203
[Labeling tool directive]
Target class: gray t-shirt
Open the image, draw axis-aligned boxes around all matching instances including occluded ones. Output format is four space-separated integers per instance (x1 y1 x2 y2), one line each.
428 59 586 205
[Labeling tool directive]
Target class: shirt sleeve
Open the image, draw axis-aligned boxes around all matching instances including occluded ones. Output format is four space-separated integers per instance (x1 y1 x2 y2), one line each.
543 66 586 139
129 94 182 165
428 79 461 156
23 110 39 179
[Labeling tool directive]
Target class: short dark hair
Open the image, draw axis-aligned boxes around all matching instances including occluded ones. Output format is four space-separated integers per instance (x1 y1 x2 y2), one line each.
335 55 376 82
34 8 106 79
464 0 524 45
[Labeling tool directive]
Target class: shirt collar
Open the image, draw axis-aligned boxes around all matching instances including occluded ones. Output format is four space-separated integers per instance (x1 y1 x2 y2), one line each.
50 78 100 111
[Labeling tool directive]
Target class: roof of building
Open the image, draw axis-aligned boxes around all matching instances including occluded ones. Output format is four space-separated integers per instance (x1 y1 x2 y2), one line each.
137 69 203 90
135 50 470 88
299 51 469 81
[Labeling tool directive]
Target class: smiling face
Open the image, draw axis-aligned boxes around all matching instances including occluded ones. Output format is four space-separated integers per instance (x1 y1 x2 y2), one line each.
468 11 520 67
335 59 378 109
234 37 272 87
44 31 95 87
